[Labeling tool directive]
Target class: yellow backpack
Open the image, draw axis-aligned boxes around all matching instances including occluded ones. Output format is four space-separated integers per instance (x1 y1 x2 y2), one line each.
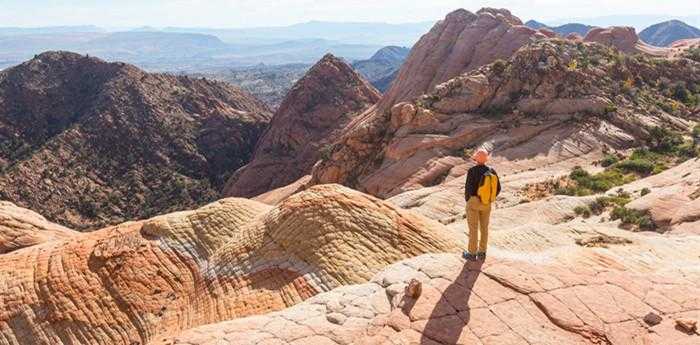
477 169 499 205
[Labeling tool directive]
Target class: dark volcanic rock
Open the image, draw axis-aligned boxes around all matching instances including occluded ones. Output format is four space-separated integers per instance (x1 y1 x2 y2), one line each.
222 54 380 198
0 51 272 230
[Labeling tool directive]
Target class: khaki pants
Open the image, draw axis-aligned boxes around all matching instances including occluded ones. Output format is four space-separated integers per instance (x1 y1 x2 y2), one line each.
466 196 492 254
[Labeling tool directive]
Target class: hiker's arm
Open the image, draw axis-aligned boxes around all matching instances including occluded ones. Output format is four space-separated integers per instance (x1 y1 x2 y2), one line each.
496 172 502 196
464 170 472 201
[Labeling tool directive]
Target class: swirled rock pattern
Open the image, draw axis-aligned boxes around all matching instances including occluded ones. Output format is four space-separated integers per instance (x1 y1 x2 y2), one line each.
0 184 459 345
0 201 75 254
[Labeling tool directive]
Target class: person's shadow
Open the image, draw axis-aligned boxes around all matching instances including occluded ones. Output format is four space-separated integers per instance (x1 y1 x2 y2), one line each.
403 259 484 345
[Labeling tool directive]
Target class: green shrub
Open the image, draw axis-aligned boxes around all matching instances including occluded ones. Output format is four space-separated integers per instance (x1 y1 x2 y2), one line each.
686 46 700 63
610 207 656 231
491 59 507 75
600 154 619 167
574 206 592 218
616 159 654 175
640 188 651 196
647 127 684 154
596 195 631 208
629 148 660 162
555 186 578 196
604 104 618 115
693 124 700 140
672 83 692 104
563 166 634 195
652 163 668 174
319 144 334 160
676 142 699 159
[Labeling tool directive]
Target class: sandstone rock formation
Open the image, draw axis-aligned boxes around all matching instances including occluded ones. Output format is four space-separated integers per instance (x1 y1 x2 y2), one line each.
307 8 543 195
0 51 272 230
312 38 699 198
159 252 700 345
154 157 700 345
381 8 541 108
222 54 379 198
0 184 460 345
0 201 75 254
583 26 669 56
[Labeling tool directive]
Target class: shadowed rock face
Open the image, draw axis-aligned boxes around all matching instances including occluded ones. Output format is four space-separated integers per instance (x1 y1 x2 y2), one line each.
0 51 272 230
0 184 460 345
222 54 380 198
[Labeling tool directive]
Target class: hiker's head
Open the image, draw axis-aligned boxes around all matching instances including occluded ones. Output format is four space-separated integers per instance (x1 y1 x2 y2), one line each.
472 149 489 165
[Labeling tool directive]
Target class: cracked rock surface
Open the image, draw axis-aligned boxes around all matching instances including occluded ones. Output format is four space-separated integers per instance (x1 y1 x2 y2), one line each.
158 253 700 345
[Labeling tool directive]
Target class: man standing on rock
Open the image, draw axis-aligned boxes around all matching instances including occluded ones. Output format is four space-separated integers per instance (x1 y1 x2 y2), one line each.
463 149 501 261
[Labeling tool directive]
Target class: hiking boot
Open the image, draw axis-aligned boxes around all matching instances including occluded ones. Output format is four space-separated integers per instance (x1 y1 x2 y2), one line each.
462 251 477 261
476 252 487 261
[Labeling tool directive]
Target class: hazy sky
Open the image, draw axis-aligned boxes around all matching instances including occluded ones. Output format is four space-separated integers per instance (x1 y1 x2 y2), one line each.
1 0 697 28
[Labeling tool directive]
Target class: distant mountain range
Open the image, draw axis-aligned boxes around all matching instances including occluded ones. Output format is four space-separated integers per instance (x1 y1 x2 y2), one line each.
187 45 412 109
546 14 700 31
640 20 700 47
526 18 700 47
352 46 410 92
0 30 383 71
162 21 434 46
525 20 595 36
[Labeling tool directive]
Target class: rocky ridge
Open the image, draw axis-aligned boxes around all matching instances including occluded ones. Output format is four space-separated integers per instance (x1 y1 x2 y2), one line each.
306 8 542 193
0 51 272 230
222 54 380 198
381 8 544 108
311 37 699 198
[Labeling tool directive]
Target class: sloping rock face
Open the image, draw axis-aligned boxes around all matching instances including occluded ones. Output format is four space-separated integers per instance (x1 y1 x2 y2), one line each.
0 51 272 230
619 158 700 233
381 8 541 108
0 201 75 254
222 54 380 198
312 39 699 198
0 184 460 345
160 252 700 345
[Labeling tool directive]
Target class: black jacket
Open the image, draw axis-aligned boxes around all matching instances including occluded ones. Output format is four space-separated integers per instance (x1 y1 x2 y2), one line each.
465 165 501 201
